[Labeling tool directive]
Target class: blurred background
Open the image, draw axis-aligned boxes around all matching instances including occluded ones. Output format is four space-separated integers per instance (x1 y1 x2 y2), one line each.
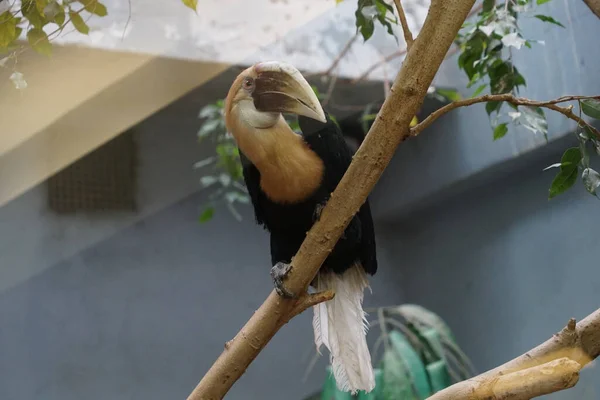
0 0 599 399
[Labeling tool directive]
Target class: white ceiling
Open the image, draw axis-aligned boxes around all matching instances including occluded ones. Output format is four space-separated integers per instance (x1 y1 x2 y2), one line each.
47 0 431 80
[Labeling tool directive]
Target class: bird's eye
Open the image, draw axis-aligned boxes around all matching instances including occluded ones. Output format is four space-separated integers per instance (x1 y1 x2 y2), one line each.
243 77 254 91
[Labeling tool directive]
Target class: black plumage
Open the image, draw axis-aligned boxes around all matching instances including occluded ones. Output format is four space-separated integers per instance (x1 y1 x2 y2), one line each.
240 112 377 277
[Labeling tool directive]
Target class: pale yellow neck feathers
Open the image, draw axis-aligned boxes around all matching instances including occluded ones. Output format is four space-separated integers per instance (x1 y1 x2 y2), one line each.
233 118 324 204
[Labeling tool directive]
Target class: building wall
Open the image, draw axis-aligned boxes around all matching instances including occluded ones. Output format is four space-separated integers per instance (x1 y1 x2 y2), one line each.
377 138 600 399
0 83 404 400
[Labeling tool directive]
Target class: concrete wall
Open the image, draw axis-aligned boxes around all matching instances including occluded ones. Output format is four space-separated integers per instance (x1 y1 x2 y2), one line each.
377 134 600 399
0 76 405 399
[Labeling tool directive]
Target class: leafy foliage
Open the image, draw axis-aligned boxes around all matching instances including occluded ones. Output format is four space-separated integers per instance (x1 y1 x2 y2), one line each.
195 100 250 223
454 0 564 139
354 0 398 42
544 100 600 199
0 0 109 88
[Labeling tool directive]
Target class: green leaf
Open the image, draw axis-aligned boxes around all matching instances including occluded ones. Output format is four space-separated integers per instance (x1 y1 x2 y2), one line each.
582 168 600 195
581 99 600 119
182 0 198 11
355 8 375 41
548 148 581 199
0 12 19 48
560 148 582 169
486 101 502 115
436 89 462 102
534 15 565 28
36 0 48 14
200 175 218 188
472 84 487 97
493 123 508 140
537 0 552 4
27 28 52 56
199 207 215 223
482 0 495 12
519 106 548 136
69 11 89 34
44 1 65 25
83 0 108 16
21 0 45 28
198 104 222 119
549 168 578 199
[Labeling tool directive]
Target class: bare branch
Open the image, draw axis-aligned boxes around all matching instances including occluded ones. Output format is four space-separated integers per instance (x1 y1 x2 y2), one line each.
393 0 414 49
428 310 600 400
411 94 600 138
351 47 408 84
583 0 600 19
186 1 478 398
325 33 358 76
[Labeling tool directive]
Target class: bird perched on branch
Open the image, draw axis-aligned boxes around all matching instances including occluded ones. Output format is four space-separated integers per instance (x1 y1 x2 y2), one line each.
224 61 378 394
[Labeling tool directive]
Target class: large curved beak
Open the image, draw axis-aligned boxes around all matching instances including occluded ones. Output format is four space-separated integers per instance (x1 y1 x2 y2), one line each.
251 61 326 123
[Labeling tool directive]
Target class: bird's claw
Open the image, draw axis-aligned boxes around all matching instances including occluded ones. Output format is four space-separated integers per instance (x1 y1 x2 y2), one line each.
270 262 296 298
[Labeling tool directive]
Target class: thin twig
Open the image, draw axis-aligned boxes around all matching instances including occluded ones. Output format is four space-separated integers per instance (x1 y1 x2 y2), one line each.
393 0 414 48
122 0 132 41
352 2 483 84
289 291 335 320
322 73 338 107
304 33 359 79
410 94 600 138
325 33 359 76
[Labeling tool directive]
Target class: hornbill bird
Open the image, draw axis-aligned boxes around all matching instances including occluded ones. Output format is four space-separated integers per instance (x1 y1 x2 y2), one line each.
224 61 377 394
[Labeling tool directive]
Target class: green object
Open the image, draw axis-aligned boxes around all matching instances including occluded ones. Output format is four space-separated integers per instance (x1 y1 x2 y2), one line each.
357 369 384 400
321 368 384 400
381 348 417 400
388 331 432 398
321 367 353 400
426 360 451 393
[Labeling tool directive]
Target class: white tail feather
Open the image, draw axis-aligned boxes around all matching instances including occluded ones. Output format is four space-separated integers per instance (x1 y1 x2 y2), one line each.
311 264 375 394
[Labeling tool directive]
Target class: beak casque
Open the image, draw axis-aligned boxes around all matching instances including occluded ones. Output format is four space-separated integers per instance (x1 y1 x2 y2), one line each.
252 61 327 123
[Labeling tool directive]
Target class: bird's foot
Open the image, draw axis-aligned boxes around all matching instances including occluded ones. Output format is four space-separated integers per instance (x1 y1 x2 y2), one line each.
313 203 325 222
270 262 296 298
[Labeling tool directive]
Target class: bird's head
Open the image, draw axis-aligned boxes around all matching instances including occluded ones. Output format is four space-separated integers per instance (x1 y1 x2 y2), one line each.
224 61 326 132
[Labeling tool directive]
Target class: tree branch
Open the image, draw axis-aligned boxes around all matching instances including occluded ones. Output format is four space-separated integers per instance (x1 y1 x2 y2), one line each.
410 94 600 138
428 310 600 400
583 0 600 19
393 0 414 49
186 1 477 398
487 358 580 399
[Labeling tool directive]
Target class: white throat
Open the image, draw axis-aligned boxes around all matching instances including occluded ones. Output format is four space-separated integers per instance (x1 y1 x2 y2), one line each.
236 99 279 129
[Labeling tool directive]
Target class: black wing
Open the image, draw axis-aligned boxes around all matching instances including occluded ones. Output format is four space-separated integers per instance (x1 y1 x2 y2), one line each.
299 113 378 276
240 151 266 227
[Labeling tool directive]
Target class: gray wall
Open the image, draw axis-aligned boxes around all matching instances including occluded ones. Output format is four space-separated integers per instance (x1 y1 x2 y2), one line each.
0 78 404 400
377 137 600 399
